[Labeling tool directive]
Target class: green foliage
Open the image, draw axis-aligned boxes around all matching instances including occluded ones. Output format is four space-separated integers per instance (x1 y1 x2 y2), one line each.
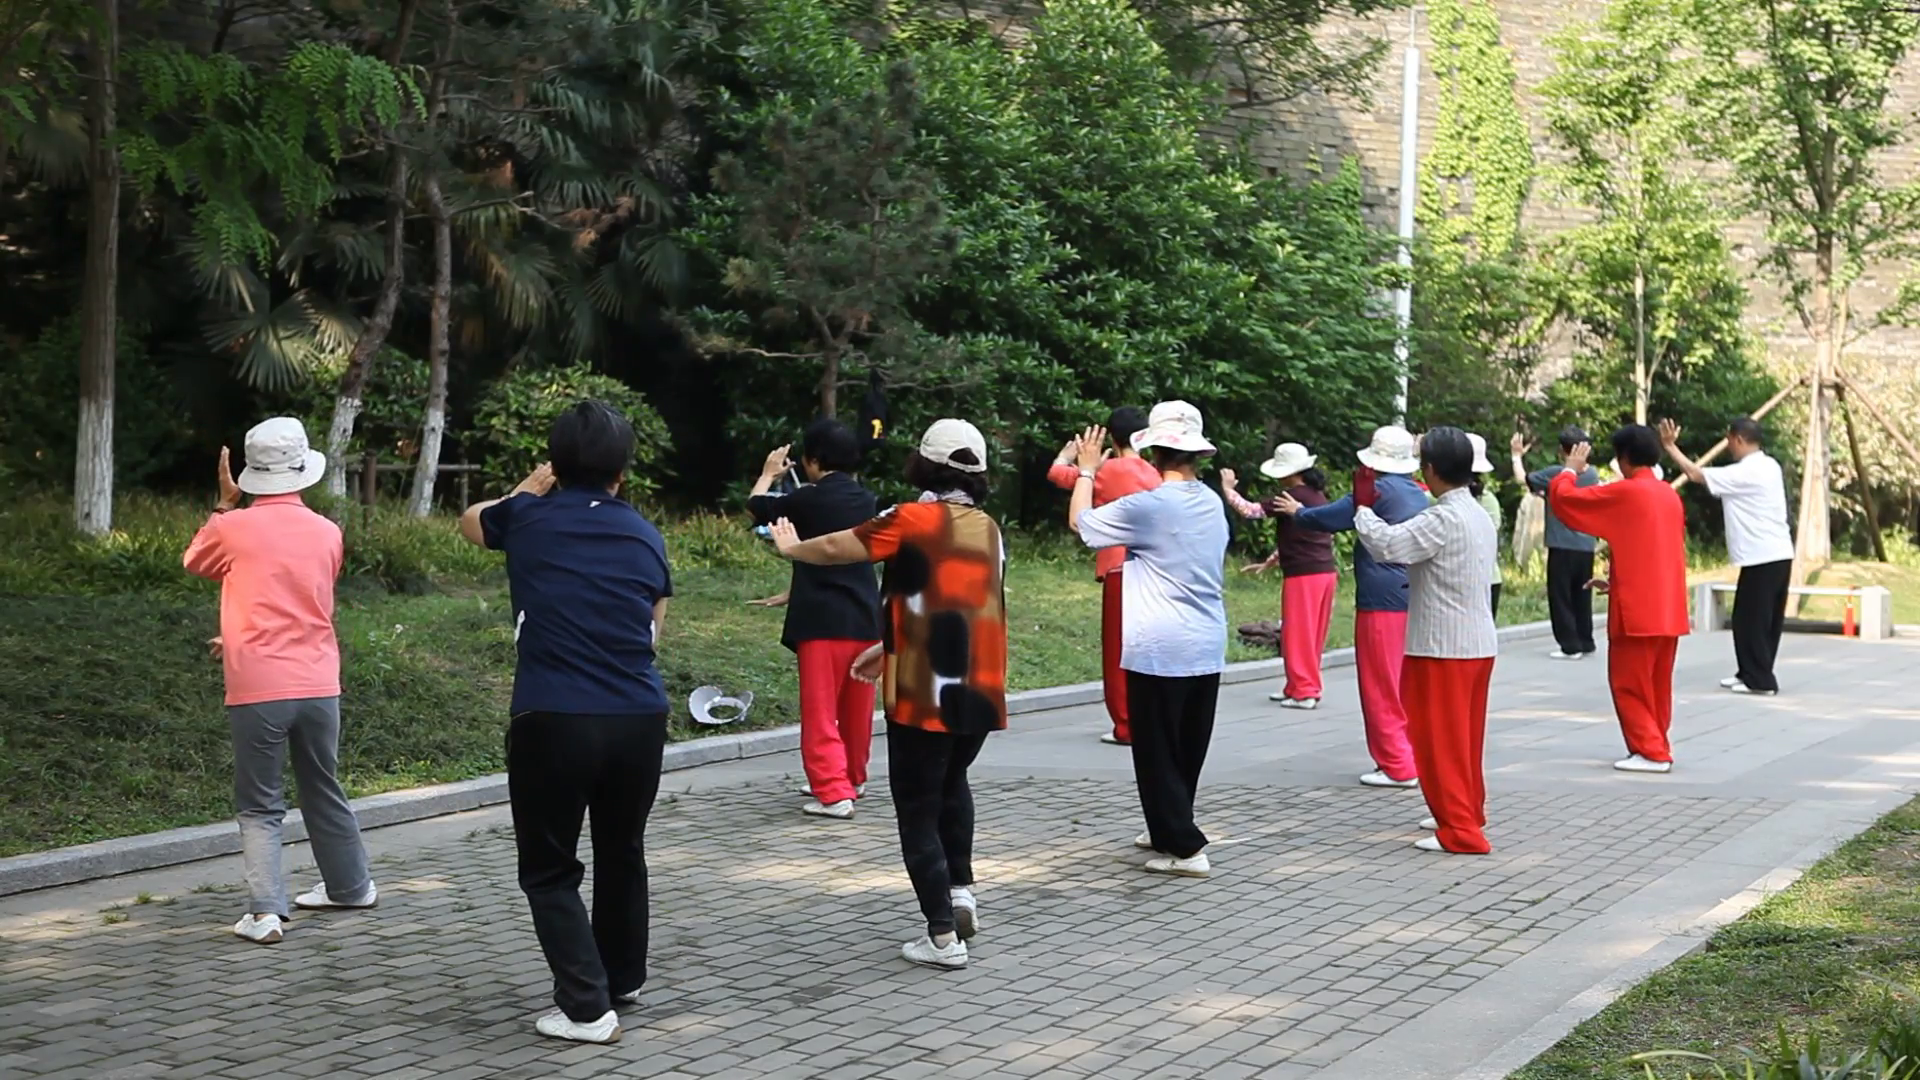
1419 0 1532 260
0 316 184 491
120 42 421 269
468 364 671 500
278 347 429 461
1120 0 1407 105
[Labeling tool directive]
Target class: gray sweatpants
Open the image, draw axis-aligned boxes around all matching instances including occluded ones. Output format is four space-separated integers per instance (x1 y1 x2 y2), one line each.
229 696 372 917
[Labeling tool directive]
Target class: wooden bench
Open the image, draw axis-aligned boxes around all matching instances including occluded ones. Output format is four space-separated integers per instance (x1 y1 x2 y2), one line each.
1691 581 1894 641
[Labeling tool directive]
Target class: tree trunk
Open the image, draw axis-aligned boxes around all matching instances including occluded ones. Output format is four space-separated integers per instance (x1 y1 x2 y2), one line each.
818 349 840 419
73 0 118 537
322 0 420 499
1631 260 1649 426
1793 244 1837 575
407 172 452 518
325 152 409 498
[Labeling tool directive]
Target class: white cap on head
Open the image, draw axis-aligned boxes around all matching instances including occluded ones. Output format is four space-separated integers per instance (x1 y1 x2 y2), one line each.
1466 433 1495 474
1356 425 1420 475
918 418 989 474
1131 400 1216 456
237 417 327 496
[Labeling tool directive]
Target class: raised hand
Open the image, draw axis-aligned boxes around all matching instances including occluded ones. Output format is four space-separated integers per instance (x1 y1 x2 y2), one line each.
1509 432 1530 456
1565 440 1593 474
513 462 557 497
761 443 793 479
1074 426 1110 472
1657 418 1680 447
216 447 242 509
1055 436 1080 466
769 517 801 557
1220 467 1239 493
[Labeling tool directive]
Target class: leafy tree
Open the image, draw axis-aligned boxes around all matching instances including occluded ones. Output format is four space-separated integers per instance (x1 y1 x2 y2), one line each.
1686 0 1920 564
469 363 671 500
74 0 118 536
1539 0 1754 427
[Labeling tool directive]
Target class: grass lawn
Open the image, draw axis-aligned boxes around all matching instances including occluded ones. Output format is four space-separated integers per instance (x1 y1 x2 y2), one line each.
0 493 1554 856
1510 796 1920 1079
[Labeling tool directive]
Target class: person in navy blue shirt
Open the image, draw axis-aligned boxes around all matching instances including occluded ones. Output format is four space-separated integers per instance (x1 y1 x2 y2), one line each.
1274 425 1429 790
459 400 672 1047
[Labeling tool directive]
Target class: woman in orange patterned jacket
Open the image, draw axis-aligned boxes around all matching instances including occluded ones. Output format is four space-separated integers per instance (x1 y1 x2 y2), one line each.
771 418 1007 972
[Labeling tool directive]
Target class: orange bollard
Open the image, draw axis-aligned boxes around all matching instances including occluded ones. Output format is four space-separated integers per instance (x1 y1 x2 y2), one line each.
1843 595 1857 638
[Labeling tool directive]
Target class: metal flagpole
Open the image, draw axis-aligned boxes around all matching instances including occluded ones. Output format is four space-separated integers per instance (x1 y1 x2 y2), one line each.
1392 9 1421 423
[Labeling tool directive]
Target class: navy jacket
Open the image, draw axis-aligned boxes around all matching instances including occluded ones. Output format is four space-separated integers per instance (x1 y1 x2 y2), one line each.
1293 474 1429 612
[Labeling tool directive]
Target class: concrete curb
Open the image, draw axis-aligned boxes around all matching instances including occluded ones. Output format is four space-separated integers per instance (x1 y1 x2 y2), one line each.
0 618 1557 898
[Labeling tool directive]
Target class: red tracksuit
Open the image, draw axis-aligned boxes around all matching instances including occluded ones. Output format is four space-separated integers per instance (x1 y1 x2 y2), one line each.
1050 455 1162 742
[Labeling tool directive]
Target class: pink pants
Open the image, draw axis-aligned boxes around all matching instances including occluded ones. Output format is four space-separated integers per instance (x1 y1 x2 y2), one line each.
1281 572 1336 700
1354 610 1415 781
797 639 879 804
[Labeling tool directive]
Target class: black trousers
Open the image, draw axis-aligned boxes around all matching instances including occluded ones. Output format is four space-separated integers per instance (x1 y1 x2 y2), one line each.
507 711 666 1021
1490 582 1503 620
1126 670 1220 860
1546 548 1597 654
1732 559 1792 692
887 722 988 938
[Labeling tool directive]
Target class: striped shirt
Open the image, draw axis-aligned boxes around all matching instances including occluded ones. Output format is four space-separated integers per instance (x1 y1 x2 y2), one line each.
1354 487 1498 659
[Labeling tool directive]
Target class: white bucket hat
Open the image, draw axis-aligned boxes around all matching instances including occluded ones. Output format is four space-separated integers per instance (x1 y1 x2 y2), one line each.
1131 400 1216 456
918 418 989 474
237 417 327 496
688 686 755 725
1355 425 1420 475
1466 433 1495 474
1259 442 1317 480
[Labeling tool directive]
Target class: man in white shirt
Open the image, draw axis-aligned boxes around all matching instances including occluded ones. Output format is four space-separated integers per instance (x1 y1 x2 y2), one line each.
1353 427 1499 856
1660 417 1794 695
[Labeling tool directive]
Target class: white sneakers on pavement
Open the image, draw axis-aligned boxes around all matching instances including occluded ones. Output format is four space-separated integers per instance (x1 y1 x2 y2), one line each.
1100 732 1129 745
1726 681 1777 696
1143 853 1211 878
535 1008 622 1044
1548 650 1588 661
1418 816 1438 831
1613 754 1673 774
293 882 378 910
1134 831 1157 851
1359 770 1419 789
902 935 969 969
1414 836 1446 853
232 913 283 944
950 887 981 942
1276 697 1320 710
794 783 867 798
803 799 854 820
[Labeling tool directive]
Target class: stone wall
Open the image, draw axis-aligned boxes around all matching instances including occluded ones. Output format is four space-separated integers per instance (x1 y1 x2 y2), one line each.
1228 1 1920 376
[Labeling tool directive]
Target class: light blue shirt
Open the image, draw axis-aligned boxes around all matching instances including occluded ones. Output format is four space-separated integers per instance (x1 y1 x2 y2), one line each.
1077 481 1229 677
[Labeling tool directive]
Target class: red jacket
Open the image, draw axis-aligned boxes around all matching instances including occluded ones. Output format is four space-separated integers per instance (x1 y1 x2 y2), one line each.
1549 469 1690 638
1048 455 1162 579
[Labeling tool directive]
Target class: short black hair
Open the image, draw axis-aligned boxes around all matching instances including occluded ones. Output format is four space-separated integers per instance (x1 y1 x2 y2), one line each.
802 417 863 473
1149 447 1203 471
1297 466 1328 494
1727 416 1764 446
1559 424 1591 453
1108 407 1149 450
1611 424 1663 469
1420 426 1475 487
549 400 635 490
905 452 990 504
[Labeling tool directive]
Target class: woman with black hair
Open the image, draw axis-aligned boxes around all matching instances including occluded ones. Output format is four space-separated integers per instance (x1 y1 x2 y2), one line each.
1222 443 1337 709
770 419 1007 970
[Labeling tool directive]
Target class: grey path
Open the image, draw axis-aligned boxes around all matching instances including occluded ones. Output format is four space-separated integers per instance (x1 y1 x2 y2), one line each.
3 632 1919 1080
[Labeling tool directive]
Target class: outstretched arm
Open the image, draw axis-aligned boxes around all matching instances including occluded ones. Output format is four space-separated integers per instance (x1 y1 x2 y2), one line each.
1657 419 1707 487
1292 493 1356 534
1546 467 1630 541
1354 505 1451 565
770 521 870 566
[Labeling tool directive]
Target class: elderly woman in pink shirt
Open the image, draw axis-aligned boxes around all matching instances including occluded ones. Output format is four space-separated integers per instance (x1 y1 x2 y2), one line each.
184 418 375 945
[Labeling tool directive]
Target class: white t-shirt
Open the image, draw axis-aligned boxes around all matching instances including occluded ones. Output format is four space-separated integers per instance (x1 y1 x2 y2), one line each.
1702 450 1794 567
1076 481 1229 677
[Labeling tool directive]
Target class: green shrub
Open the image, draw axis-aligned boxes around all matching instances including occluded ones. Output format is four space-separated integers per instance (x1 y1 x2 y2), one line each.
469 364 671 503
0 316 186 492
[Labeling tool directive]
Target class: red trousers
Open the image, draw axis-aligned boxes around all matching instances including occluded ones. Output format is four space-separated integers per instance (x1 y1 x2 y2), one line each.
1403 655 1495 854
1102 570 1130 742
1281 572 1336 700
1609 635 1678 762
797 639 879 803
1355 610 1416 781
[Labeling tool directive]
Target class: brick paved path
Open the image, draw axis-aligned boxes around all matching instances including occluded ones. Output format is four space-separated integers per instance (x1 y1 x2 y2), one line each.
3 632 1918 1079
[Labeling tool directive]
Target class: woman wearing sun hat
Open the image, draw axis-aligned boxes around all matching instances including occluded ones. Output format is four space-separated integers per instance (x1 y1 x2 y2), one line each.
1069 401 1231 879
772 418 1007 971
1274 425 1429 789
183 417 376 948
1221 442 1337 709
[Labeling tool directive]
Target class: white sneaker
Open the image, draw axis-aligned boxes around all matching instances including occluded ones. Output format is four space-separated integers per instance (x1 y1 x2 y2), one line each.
293 882 378 910
1277 697 1320 711
1414 836 1446 853
1100 732 1129 745
1548 650 1587 660
796 783 869 799
950 888 981 941
534 1008 622 1044
857 784 867 798
1613 754 1673 774
1359 770 1419 789
902 935 968 969
1718 676 1743 689
803 799 854 819
232 913 283 944
1418 816 1438 831
614 988 643 1006
1727 681 1777 696
1144 853 1211 878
